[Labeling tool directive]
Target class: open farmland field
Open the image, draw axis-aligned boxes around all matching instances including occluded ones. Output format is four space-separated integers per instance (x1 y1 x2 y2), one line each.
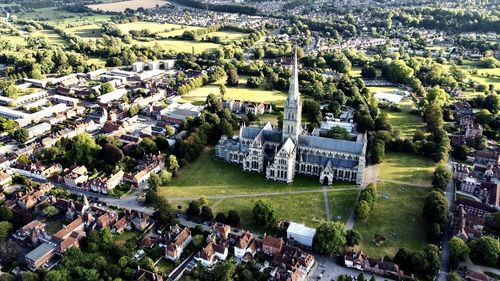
87 0 166 12
116 22 184 34
128 39 221 54
67 24 102 39
203 31 249 43
16 7 112 25
32 30 68 46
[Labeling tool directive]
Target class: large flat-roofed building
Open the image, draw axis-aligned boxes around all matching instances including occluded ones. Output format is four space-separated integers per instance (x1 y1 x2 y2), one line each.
25 242 56 271
97 89 127 104
286 222 316 247
216 50 366 185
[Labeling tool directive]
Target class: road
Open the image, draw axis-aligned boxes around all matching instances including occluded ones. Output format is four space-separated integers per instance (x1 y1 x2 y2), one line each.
436 156 456 281
311 255 391 281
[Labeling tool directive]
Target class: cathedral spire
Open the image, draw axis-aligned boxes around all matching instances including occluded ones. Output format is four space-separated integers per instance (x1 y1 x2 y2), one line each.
287 46 299 104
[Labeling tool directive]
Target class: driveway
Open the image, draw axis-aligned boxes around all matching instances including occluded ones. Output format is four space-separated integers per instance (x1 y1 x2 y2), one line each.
311 255 392 281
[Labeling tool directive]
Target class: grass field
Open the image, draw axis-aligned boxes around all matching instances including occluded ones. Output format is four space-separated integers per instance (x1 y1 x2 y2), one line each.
202 31 249 43
377 152 435 185
16 7 112 24
180 77 287 106
117 22 184 34
354 182 428 258
87 0 166 12
128 39 221 54
162 148 361 231
67 24 102 39
32 30 68 46
45 220 65 234
253 113 279 127
381 107 424 138
161 148 356 199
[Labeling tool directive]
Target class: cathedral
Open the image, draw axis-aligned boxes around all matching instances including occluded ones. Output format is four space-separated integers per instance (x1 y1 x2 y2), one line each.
215 50 367 185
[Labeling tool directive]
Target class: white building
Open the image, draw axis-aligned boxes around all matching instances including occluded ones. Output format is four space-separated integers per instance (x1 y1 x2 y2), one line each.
132 62 145 73
26 122 51 139
97 89 127 104
148 61 160 70
163 60 175 70
286 222 316 247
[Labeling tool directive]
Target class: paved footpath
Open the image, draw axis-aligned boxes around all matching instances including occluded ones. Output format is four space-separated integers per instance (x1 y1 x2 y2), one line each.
322 186 331 221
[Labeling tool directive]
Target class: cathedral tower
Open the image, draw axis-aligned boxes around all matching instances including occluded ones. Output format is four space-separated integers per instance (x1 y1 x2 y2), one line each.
282 47 302 143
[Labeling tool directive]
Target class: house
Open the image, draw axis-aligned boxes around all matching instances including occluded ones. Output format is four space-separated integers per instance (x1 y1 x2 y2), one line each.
0 171 11 185
129 210 151 231
24 242 56 271
212 222 231 242
272 245 315 281
165 225 192 261
286 222 316 247
124 154 165 187
112 216 129 234
52 217 86 254
262 235 283 256
345 250 365 270
161 108 201 125
11 162 62 181
63 165 88 188
234 231 254 260
14 220 48 246
195 241 228 267
132 62 146 73
89 170 124 194
452 206 485 240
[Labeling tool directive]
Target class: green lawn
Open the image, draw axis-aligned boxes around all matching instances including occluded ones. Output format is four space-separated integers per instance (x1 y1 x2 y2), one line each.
116 230 141 242
161 148 356 199
354 182 428 258
179 78 287 106
45 220 65 234
158 259 175 275
253 113 279 127
205 192 327 231
377 152 435 185
329 189 360 223
381 107 424 139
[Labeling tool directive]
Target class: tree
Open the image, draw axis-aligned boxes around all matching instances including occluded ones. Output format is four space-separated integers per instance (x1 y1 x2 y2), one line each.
252 200 277 227
321 126 350 140
41 206 59 218
371 139 385 164
65 133 101 167
128 105 140 117
386 60 414 84
448 236 469 269
21 272 38 281
357 273 365 281
10 128 29 143
0 205 13 222
215 212 226 223
219 84 227 98
432 161 452 190
449 64 468 81
427 86 448 107
361 65 377 79
423 191 449 227
198 195 208 206
313 221 346 255
226 69 239 87
226 210 240 226
0 274 14 281
167 155 179 175
469 236 499 266
159 170 172 185
101 82 114 94
187 200 201 217
302 100 322 128
345 230 361 247
148 172 161 191
43 270 68 281
200 206 214 221
100 143 124 165
0 221 13 241
0 240 20 266
355 200 370 222
137 137 157 155
212 258 236 281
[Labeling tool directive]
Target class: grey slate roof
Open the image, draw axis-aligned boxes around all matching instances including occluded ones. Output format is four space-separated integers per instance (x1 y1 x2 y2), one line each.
298 135 364 154
241 127 282 143
300 154 358 168
25 242 55 261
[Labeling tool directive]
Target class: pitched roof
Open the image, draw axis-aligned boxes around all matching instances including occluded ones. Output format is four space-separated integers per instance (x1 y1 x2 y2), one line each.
263 235 283 250
298 135 364 154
